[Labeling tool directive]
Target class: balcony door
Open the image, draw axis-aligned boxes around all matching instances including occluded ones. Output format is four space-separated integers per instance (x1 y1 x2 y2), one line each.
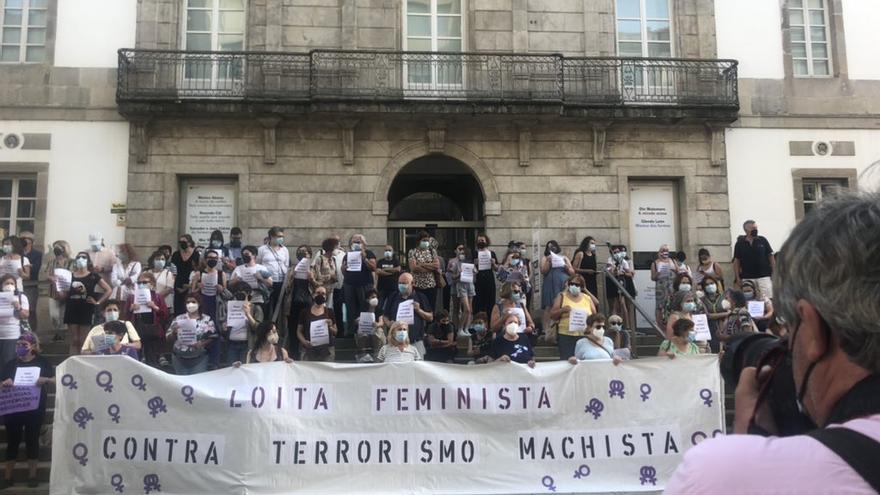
403 0 464 95
181 0 246 96
615 0 674 102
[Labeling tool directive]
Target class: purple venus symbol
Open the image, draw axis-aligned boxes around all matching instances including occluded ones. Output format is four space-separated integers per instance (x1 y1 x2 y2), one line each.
640 383 652 401
699 388 713 407
72 443 88 466
584 398 604 419
73 407 94 429
147 396 167 418
609 380 625 399
639 466 658 486
143 474 161 494
96 370 113 392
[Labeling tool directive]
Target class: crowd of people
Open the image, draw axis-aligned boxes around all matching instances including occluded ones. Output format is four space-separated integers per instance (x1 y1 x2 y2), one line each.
0 219 783 489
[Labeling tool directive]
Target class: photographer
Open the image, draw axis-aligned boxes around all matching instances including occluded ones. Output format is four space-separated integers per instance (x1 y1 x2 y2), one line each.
667 194 880 493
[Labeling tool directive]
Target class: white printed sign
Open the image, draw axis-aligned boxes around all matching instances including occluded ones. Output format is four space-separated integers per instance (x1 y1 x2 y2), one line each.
550 253 565 268
54 268 72 292
358 312 375 336
347 252 362 272
477 251 491 271
177 319 198 346
226 301 246 329
747 301 765 318
460 263 475 284
294 258 310 280
568 309 588 333
310 320 330 347
134 288 152 314
692 314 712 341
184 182 237 247
396 300 415 325
90 334 112 354
0 292 13 318
51 356 724 494
13 366 40 387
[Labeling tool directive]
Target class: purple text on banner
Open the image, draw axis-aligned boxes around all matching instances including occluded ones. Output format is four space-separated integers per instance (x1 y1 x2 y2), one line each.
0 386 41 416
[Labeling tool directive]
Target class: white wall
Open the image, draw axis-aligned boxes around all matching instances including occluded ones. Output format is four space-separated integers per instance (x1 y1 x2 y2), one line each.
0 121 130 253
726 128 880 250
714 0 785 79
841 0 880 80
54 0 137 68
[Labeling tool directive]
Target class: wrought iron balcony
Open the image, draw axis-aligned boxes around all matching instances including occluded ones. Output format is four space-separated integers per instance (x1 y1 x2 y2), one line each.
117 48 738 116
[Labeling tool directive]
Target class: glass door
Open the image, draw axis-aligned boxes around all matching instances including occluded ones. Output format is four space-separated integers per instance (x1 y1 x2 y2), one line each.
616 0 673 102
404 0 464 95
182 0 246 96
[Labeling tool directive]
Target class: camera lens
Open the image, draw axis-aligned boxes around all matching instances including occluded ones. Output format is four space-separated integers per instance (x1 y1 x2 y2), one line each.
720 333 781 387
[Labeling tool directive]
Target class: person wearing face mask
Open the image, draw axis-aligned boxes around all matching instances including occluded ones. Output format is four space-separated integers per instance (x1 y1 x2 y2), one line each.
376 321 422 362
383 272 433 356
569 313 619 363
81 299 142 356
0 274 28 366
663 273 703 326
147 250 175 313
668 194 880 494
282 245 314 358
466 312 493 364
742 279 774 332
499 249 531 297
425 309 457 363
657 318 699 359
16 232 40 333
694 248 724 289
62 252 111 356
98 320 140 360
408 231 441 311
225 282 259 366
651 244 679 328
717 289 757 346
549 275 598 360
448 244 475 337
230 245 271 323
0 332 54 490
124 275 164 364
109 243 142 302
605 244 636 331
207 229 229 260
375 244 400 311
665 290 701 341
44 240 72 343
732 219 775 297
606 314 629 350
312 239 339 305
191 250 227 370
355 288 385 361
171 234 200 316
472 233 498 321
257 226 290 319
226 227 244 269
0 236 31 293
295 285 337 362
490 282 535 339
158 244 177 276
167 296 217 375
491 313 536 368
85 232 117 287
240 321 292 365
700 275 729 353
541 240 576 334
572 236 599 299
341 234 378 338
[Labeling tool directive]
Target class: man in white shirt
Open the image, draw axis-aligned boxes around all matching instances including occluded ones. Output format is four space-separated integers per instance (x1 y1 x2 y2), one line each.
256 226 289 319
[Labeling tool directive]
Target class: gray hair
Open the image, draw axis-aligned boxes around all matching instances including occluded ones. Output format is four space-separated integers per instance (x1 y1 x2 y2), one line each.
742 219 756 231
773 193 880 373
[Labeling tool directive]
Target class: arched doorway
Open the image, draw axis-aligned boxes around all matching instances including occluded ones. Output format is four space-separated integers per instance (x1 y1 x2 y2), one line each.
387 155 485 262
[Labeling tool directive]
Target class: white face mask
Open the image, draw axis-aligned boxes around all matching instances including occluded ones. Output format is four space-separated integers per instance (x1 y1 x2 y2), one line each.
592 328 605 340
267 333 279 345
2 285 14 293
395 330 408 343
368 298 379 307
505 323 519 337
186 303 199 314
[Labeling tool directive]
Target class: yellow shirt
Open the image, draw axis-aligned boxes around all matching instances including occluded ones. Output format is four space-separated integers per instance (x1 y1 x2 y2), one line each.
557 292 592 337
81 321 141 353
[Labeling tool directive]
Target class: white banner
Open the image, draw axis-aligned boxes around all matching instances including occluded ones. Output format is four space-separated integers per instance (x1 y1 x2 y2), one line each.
51 356 724 494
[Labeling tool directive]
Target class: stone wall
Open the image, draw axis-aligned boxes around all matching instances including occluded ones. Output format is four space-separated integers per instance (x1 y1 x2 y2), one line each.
125 117 731 265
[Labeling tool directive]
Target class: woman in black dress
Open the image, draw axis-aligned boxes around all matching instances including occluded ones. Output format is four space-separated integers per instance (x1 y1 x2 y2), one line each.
62 251 111 356
171 234 200 316
571 236 599 299
471 233 498 320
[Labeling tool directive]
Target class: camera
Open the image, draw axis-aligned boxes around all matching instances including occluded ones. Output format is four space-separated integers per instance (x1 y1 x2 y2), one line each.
720 333 816 436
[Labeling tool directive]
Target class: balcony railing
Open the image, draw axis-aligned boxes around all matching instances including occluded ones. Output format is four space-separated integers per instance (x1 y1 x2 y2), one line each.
117 48 738 110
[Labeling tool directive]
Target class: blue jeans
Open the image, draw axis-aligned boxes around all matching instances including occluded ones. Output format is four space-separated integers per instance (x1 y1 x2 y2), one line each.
226 340 249 365
172 353 209 375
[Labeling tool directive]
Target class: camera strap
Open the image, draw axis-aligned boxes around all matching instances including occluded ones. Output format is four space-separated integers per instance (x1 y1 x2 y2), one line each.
808 426 880 492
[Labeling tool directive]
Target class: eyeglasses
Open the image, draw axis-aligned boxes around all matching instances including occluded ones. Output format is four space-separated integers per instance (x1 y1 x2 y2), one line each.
594 325 605 329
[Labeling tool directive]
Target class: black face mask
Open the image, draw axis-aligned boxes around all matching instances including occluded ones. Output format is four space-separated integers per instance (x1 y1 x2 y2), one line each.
179 242 189 250
314 294 326 305
476 241 487 249
53 247 63 257
234 292 248 301
297 252 307 261
751 228 759 237
206 259 218 268
229 239 242 248
242 253 252 263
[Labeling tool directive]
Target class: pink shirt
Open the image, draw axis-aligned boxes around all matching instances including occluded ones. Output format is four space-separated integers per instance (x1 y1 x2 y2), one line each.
666 414 880 494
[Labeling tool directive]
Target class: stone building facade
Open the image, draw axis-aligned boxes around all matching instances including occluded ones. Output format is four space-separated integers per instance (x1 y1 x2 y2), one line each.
119 0 739 321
